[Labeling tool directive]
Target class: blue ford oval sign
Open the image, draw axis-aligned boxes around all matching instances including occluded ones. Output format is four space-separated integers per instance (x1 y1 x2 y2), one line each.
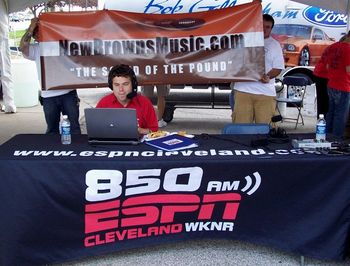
302 7 347 28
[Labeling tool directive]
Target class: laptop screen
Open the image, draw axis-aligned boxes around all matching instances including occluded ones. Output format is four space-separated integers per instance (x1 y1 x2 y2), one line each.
84 108 140 144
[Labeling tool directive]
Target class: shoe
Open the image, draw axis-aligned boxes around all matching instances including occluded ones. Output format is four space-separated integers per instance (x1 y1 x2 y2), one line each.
158 119 167 128
4 105 16 114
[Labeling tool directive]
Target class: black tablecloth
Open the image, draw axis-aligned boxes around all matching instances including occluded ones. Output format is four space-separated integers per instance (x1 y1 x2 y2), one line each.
0 134 349 265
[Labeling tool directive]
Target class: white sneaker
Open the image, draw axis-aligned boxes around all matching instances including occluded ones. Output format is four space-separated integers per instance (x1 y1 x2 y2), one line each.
4 105 16 114
158 119 167 128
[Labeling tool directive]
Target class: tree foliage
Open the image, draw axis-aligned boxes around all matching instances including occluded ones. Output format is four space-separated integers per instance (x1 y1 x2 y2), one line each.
69 0 98 8
30 0 98 17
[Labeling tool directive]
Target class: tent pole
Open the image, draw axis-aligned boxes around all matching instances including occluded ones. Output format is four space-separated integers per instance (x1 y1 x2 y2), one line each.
347 0 350 32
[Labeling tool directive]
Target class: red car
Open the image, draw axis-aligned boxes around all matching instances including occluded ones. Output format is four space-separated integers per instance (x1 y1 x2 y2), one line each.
272 24 335 67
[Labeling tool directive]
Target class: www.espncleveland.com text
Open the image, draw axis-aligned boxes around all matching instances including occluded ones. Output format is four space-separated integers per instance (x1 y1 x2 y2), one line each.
13 148 319 158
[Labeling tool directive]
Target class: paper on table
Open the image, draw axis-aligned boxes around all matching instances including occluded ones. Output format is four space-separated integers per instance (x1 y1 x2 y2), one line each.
144 133 198 151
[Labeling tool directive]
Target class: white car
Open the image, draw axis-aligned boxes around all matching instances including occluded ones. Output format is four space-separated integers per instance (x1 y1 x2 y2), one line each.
10 46 22 57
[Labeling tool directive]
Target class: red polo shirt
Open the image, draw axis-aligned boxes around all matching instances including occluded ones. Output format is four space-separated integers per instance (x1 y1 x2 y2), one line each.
313 46 330 79
96 93 158 132
326 42 350 92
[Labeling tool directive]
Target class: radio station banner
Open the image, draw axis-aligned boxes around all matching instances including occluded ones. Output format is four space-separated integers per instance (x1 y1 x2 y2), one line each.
38 0 264 90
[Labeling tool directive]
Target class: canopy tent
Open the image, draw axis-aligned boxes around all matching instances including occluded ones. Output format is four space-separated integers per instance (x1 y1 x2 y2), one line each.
0 0 16 112
0 0 49 112
1 0 349 113
7 0 47 13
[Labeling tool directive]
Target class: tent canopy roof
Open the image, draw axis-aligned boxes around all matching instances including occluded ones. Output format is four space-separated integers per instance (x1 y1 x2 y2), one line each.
7 0 46 13
7 0 350 14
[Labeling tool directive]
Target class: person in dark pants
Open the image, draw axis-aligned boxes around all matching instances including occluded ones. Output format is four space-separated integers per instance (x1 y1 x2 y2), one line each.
325 31 350 139
20 18 81 134
41 90 81 134
314 76 329 116
314 34 350 119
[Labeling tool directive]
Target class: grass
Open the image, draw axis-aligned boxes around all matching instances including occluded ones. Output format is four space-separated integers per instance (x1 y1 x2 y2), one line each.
9 30 26 47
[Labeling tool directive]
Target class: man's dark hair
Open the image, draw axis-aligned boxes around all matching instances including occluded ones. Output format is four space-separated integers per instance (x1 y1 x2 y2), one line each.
108 64 138 98
108 64 137 89
263 14 275 28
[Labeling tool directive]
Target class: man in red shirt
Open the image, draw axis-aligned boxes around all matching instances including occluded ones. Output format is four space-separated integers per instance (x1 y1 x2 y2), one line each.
96 64 158 134
313 35 349 117
325 31 350 138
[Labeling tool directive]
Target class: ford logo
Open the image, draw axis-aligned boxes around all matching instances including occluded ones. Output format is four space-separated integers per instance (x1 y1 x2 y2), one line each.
302 7 347 27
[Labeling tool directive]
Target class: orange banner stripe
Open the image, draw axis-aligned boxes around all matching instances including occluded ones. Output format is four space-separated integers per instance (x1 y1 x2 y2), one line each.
38 1 262 42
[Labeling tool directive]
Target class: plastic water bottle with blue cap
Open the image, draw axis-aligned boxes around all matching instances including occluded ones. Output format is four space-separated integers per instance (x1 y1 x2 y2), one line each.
315 114 326 142
60 115 71 145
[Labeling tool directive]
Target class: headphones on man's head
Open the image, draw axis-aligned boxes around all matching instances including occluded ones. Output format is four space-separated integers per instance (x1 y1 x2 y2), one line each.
108 64 138 99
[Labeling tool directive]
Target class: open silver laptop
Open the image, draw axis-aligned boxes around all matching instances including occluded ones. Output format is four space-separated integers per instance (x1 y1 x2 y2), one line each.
84 108 140 145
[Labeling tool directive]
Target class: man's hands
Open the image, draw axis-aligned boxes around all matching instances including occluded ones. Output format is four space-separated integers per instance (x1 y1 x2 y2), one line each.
260 74 270 83
28 18 39 34
260 69 282 83
138 127 151 135
20 18 39 57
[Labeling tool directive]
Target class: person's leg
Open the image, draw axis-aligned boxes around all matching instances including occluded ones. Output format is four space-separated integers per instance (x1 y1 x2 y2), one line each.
157 95 166 120
326 88 336 134
153 85 169 128
315 76 329 116
229 90 235 111
232 90 254 123
156 85 169 127
42 96 61 134
61 91 81 134
229 82 235 111
330 89 350 138
0 71 16 113
254 94 276 124
345 111 350 139
0 37 16 113
0 83 3 110
142 85 154 98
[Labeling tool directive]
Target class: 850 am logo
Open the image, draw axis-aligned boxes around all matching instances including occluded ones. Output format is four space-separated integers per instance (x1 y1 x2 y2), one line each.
83 167 261 247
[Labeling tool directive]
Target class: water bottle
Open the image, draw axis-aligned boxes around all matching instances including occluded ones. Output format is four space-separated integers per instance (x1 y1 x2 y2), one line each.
60 115 71 145
315 114 326 142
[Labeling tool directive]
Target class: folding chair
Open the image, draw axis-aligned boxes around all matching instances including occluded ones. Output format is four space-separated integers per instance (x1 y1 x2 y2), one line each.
276 76 308 129
222 123 270 135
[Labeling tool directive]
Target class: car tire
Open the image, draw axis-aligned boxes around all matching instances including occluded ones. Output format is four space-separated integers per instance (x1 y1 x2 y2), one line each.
299 47 310 66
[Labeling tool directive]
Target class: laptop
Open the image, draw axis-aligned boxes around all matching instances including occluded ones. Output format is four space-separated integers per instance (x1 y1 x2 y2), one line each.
84 108 140 145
